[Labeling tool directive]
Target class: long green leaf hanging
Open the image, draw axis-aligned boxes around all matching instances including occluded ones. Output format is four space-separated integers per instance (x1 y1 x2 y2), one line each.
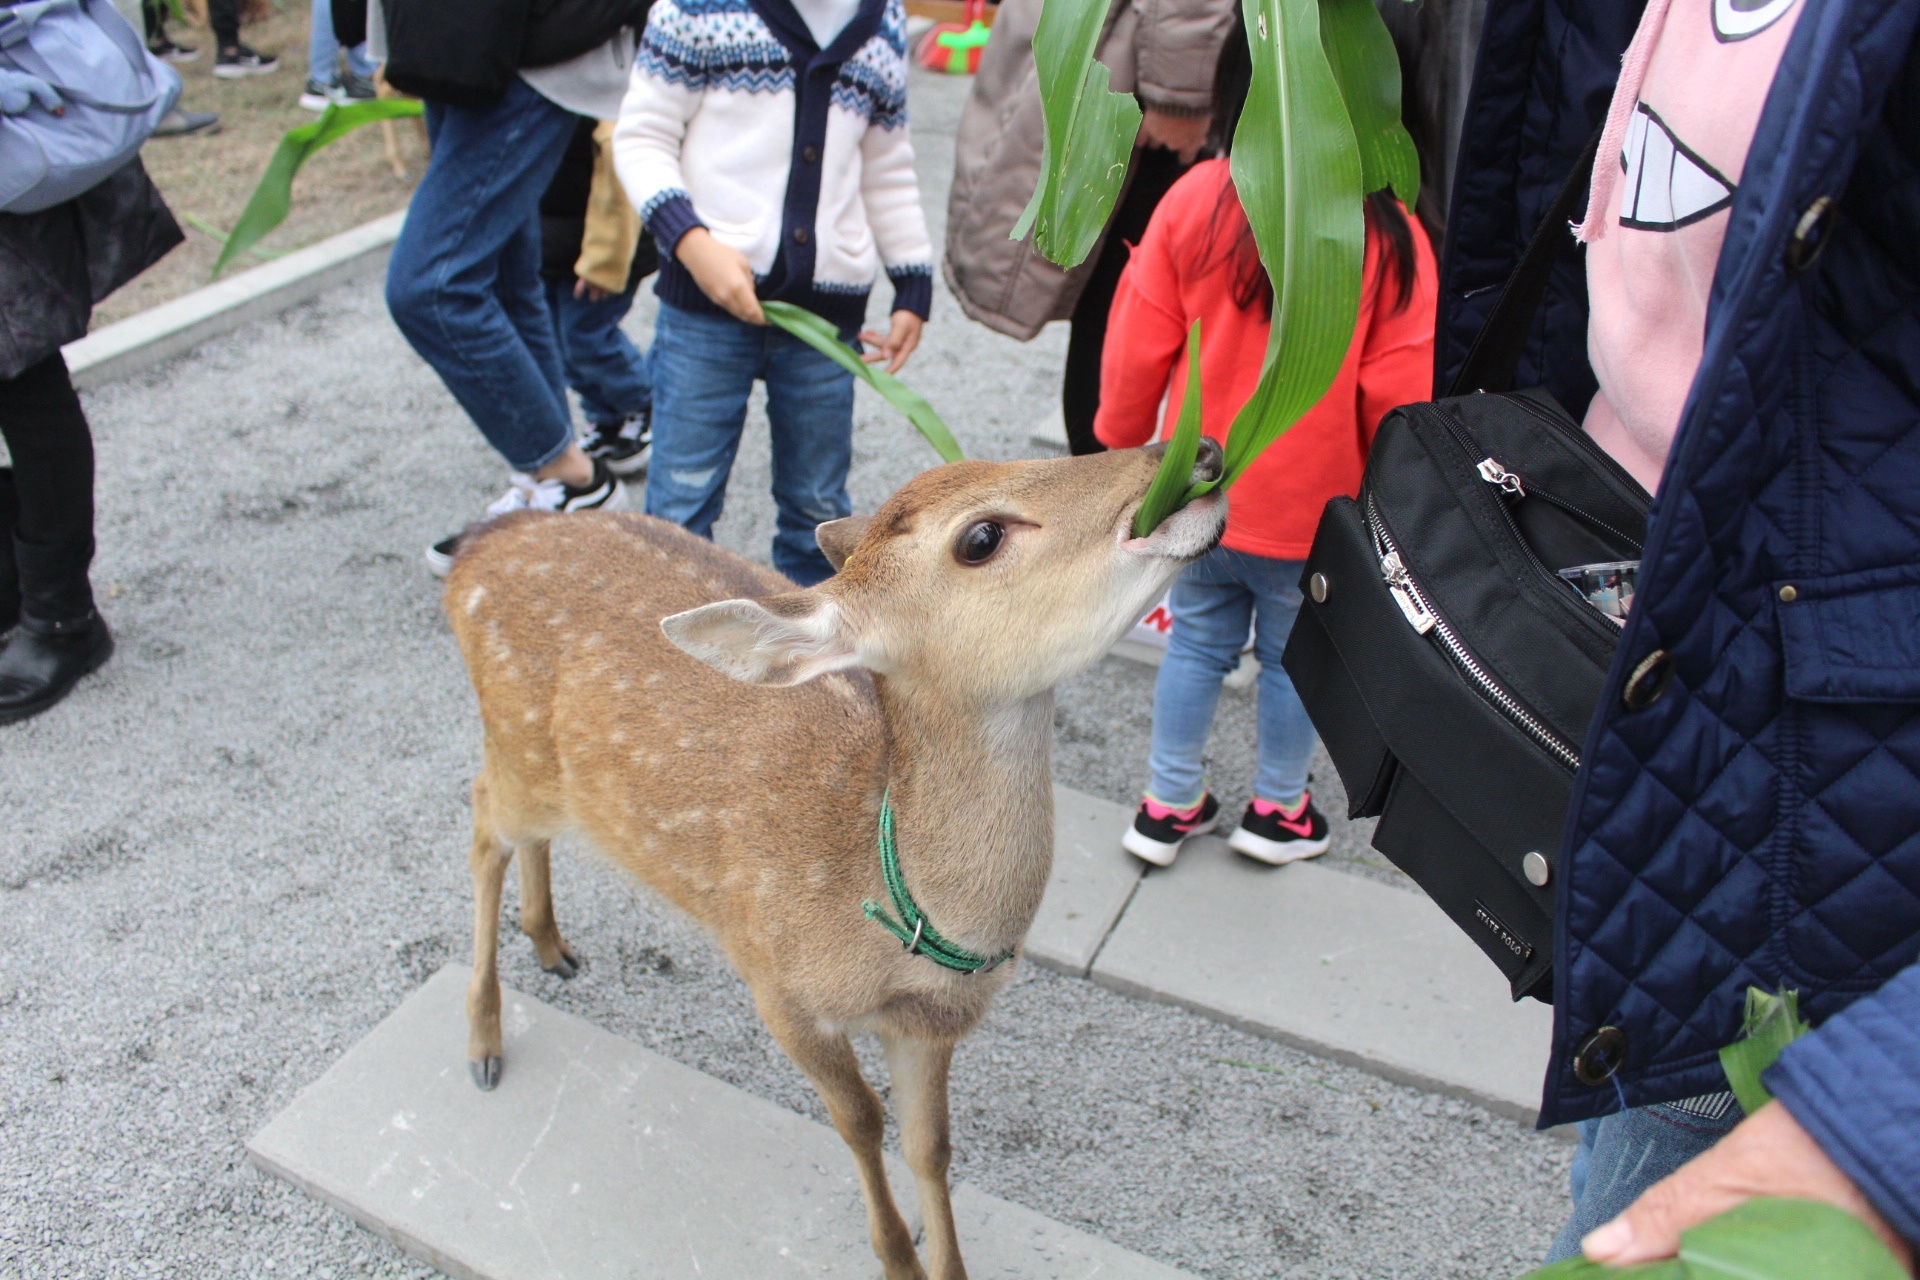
1011 0 1141 269
762 301 966 464
1513 1198 1907 1280
1131 322 1208 536
214 98 425 278
1214 0 1366 489
1318 0 1420 209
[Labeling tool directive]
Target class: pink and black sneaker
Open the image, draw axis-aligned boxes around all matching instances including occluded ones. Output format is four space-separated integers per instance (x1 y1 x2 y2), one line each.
1228 792 1330 865
1122 792 1221 866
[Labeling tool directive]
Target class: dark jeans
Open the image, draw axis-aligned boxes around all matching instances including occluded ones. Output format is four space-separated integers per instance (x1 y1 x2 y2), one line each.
544 277 652 425
1061 145 1191 456
386 79 578 473
0 353 95 626
208 0 239 48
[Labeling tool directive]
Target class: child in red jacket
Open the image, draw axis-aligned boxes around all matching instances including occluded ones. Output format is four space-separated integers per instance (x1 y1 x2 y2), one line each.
1099 23 1437 866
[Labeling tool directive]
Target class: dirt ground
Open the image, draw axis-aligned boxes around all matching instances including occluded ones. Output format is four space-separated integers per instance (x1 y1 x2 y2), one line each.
96 1 427 328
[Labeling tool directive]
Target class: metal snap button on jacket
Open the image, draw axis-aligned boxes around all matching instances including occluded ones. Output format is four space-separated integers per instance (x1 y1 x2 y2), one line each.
1523 851 1551 886
1785 196 1836 273
1573 1026 1628 1086
1622 648 1675 712
1310 572 1329 603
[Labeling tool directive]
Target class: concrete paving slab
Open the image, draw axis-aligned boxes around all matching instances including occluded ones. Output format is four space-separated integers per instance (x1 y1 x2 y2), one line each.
249 965 1197 1280
1022 786 1145 976
1089 839 1554 1123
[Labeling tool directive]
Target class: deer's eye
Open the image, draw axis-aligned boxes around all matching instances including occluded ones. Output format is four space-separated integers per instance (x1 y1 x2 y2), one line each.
956 520 1005 564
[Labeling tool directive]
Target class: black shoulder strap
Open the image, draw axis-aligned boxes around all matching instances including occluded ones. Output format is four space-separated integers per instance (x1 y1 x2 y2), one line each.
1448 128 1604 397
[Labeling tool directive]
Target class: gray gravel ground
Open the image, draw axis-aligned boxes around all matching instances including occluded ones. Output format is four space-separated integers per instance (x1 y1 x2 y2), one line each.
0 70 1569 1279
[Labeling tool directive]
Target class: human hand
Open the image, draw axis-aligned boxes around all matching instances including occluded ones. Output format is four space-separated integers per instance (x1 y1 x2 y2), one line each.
573 278 611 303
674 227 764 324
1583 1101 1912 1272
858 310 923 374
0 68 63 117
1138 108 1209 164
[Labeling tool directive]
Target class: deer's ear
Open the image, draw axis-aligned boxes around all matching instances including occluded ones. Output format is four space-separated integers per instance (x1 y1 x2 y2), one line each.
815 516 872 572
660 593 861 687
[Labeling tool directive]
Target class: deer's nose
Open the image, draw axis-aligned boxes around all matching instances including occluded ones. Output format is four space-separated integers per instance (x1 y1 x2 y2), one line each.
1192 436 1224 485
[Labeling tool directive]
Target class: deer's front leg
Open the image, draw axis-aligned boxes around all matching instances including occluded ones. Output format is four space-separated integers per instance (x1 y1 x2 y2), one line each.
466 778 515 1091
758 998 923 1280
884 1034 966 1280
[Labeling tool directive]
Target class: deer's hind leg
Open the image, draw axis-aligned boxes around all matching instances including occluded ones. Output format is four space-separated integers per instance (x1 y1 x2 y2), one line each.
884 1033 965 1280
465 769 517 1091
516 841 579 978
756 997 924 1280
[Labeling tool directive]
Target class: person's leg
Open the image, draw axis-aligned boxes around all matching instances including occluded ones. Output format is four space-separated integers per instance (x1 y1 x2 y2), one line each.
386 81 578 474
549 278 652 425
0 467 19 633
643 302 759 542
1242 556 1316 807
0 354 113 724
497 215 571 433
307 0 339 86
762 326 856 585
0 354 95 626
1060 145 1192 456
1543 1099 1742 1264
1146 548 1254 807
207 0 238 51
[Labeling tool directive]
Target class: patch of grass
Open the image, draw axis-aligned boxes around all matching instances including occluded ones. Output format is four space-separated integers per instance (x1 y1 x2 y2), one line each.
97 1 426 327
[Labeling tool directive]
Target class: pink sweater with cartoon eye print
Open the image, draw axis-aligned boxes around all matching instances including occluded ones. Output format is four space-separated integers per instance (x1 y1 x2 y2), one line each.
1577 0 1805 493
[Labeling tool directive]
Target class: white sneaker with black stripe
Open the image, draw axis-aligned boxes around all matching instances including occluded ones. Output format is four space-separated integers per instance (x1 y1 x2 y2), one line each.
424 456 626 578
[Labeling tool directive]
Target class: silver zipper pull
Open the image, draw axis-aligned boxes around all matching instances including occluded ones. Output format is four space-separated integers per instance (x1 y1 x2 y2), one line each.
1380 551 1436 634
1477 457 1526 497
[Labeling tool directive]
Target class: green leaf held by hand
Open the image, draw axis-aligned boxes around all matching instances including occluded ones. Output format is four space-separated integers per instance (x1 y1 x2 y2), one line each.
760 302 964 465
1719 986 1812 1116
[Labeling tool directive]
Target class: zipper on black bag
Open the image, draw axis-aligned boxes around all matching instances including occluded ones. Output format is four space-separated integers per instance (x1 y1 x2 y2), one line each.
1432 406 1646 555
1364 492 1583 772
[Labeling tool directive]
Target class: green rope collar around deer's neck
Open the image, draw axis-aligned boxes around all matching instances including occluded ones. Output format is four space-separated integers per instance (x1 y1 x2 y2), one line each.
862 790 1013 975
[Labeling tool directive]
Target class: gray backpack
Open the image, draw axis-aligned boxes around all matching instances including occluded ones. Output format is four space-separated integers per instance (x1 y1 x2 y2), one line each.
0 0 179 213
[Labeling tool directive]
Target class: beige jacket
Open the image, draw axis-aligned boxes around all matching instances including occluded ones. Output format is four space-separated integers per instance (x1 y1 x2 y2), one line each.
943 0 1237 339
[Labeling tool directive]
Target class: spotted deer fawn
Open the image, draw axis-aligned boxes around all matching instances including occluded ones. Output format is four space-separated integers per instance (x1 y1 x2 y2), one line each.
443 439 1226 1280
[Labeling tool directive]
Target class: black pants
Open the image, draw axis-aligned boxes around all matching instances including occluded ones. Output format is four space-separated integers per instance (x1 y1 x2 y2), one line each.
1061 146 1192 456
208 0 240 50
0 353 96 627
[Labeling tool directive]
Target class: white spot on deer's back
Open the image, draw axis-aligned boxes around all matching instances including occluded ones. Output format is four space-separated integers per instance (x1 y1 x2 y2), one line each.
465 586 487 614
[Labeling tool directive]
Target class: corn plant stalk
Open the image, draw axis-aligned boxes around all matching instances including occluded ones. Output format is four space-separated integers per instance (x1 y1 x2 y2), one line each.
1009 0 1141 269
214 99 425 278
761 302 965 464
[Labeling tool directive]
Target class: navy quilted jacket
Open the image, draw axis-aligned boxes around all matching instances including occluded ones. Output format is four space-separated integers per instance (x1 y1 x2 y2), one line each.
1440 0 1920 1239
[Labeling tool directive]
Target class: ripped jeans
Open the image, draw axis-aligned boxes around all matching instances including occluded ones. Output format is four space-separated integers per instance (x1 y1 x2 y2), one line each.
643 300 855 586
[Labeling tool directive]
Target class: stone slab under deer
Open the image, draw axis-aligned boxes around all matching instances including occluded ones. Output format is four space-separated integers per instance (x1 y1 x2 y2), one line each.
443 441 1226 1280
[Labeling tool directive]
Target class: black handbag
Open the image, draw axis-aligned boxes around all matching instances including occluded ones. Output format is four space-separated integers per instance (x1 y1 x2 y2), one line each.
1280 134 1649 1002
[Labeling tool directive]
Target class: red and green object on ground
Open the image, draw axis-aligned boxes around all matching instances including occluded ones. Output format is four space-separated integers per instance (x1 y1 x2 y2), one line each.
916 0 991 74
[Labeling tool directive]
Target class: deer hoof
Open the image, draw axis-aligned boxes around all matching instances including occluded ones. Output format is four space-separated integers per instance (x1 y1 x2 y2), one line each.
470 1056 501 1091
542 949 580 980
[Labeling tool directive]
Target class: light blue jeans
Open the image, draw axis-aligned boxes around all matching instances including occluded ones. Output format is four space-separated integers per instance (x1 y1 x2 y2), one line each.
644 301 854 586
1544 1099 1742 1263
1148 545 1317 808
307 0 375 86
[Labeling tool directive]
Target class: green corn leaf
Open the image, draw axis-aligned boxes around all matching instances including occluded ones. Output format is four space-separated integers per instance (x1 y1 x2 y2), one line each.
214 98 425 278
761 301 964 464
1131 322 1207 537
1681 1198 1907 1280
1510 1199 1905 1280
1012 0 1141 268
1317 0 1420 209
1718 986 1813 1116
1214 0 1365 490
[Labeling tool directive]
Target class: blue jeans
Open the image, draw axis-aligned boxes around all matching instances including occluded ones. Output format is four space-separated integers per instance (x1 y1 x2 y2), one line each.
1148 546 1317 807
1544 1099 1743 1263
545 278 651 426
307 0 375 85
386 80 576 474
644 302 854 586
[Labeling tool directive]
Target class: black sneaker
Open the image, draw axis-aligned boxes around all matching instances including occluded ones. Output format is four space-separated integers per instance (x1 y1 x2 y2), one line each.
149 35 199 62
213 43 279 77
337 70 377 102
151 108 221 138
425 456 627 578
1227 792 1331 865
580 408 652 478
1121 792 1220 867
297 79 334 111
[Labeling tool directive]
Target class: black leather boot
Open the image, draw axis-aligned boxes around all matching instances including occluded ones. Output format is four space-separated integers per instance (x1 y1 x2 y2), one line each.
0 611 113 725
